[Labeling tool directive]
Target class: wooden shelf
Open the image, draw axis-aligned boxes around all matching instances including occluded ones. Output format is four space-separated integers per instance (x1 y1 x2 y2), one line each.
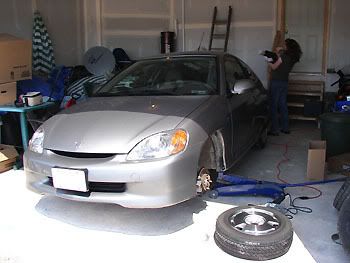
289 114 318 121
287 102 304 108
288 91 322 97
287 80 324 122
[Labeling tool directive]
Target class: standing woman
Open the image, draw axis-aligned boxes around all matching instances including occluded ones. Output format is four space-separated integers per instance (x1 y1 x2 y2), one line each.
268 38 302 135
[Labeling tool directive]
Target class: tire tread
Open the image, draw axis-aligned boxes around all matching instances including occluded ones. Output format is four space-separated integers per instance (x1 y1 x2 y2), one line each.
214 206 293 261
338 195 350 252
333 178 350 210
214 231 293 261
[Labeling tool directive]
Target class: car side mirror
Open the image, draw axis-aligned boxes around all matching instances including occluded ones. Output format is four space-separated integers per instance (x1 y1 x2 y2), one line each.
230 79 255 95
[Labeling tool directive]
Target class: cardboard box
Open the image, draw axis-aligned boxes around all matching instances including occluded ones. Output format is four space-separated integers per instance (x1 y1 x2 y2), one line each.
328 153 350 176
0 34 32 84
307 140 326 180
0 82 16 105
0 144 18 173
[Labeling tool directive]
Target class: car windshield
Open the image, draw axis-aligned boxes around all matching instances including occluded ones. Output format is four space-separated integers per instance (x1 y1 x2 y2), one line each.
95 56 218 96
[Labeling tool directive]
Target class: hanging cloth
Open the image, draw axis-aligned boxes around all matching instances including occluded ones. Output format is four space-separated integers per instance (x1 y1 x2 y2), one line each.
32 11 55 74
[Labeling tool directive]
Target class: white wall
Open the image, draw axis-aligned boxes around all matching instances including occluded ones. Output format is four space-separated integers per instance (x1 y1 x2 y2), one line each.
84 0 275 86
0 0 33 39
325 0 350 92
36 0 84 66
100 0 171 58
174 0 275 87
0 0 349 89
0 0 83 67
83 0 102 50
328 0 350 71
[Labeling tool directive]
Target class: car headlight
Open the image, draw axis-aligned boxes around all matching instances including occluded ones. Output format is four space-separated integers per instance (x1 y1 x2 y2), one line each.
28 127 44 154
127 129 188 161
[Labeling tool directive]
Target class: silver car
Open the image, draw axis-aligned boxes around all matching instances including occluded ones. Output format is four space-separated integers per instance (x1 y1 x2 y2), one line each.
24 52 268 208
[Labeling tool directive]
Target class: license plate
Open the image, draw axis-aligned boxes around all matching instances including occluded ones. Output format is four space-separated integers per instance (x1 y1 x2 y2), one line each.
52 167 88 192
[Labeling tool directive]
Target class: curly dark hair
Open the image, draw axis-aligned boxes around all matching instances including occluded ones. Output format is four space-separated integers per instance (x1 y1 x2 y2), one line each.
285 38 302 64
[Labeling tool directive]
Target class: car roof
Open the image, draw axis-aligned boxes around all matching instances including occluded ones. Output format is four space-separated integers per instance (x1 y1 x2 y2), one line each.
139 51 229 61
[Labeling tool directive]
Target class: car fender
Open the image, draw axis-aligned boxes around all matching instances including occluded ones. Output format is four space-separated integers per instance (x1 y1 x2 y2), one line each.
198 130 226 172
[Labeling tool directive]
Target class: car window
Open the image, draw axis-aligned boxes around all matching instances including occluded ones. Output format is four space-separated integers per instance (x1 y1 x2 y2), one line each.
238 59 258 82
95 57 218 96
224 59 246 90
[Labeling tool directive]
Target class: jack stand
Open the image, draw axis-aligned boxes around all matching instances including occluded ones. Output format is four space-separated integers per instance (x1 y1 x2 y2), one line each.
209 172 346 203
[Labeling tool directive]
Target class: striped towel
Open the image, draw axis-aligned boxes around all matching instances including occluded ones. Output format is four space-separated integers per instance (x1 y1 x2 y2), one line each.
32 11 55 74
66 75 108 100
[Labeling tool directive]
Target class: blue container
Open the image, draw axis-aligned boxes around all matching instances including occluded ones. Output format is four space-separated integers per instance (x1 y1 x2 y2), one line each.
335 101 350 112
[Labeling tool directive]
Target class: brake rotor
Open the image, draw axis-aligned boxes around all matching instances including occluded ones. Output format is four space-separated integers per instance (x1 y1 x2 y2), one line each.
196 168 213 194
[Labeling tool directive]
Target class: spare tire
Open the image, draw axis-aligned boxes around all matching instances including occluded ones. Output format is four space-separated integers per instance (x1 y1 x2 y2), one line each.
333 177 350 211
338 195 350 252
214 206 293 261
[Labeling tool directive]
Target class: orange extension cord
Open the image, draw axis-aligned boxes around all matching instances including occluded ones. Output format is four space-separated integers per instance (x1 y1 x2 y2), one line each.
270 141 323 199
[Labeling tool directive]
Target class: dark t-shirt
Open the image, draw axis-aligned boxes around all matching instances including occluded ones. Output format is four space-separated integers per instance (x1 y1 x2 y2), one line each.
271 53 295 81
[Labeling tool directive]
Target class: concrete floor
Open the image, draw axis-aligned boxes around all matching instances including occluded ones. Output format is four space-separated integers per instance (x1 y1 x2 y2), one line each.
0 121 349 263
219 121 350 263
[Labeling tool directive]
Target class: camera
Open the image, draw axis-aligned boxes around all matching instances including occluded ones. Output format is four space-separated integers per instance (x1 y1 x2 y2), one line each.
259 50 279 63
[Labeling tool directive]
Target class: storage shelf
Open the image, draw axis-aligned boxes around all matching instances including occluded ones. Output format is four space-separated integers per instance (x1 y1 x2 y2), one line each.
287 80 324 122
289 115 318 121
288 91 322 97
287 102 304 108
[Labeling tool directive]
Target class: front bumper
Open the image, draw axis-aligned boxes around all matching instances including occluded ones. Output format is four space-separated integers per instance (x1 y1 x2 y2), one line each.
24 148 200 208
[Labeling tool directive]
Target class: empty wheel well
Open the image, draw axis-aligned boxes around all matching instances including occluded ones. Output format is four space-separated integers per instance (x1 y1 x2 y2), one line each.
198 131 225 172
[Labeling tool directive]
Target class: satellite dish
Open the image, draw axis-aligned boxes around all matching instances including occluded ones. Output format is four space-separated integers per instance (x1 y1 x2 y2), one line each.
83 46 115 76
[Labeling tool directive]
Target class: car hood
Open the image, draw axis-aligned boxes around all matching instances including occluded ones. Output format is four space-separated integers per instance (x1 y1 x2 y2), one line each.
43 96 210 153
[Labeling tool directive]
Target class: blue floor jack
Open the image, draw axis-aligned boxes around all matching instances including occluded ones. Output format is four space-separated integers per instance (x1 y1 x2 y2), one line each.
209 172 347 203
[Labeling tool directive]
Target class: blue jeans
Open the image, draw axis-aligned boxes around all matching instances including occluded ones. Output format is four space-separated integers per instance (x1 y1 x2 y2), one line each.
270 80 289 132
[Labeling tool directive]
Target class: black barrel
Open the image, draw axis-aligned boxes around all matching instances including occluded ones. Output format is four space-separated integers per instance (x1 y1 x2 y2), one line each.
320 112 350 157
161 31 175 54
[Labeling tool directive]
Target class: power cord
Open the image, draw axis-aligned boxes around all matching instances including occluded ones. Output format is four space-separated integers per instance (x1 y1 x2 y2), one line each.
271 141 323 200
284 194 313 219
267 193 313 219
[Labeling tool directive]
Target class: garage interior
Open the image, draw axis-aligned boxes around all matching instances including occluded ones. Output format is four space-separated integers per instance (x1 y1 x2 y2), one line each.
0 0 350 262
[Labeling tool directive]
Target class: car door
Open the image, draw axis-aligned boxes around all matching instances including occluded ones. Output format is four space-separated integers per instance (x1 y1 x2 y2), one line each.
223 56 254 164
237 58 268 140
